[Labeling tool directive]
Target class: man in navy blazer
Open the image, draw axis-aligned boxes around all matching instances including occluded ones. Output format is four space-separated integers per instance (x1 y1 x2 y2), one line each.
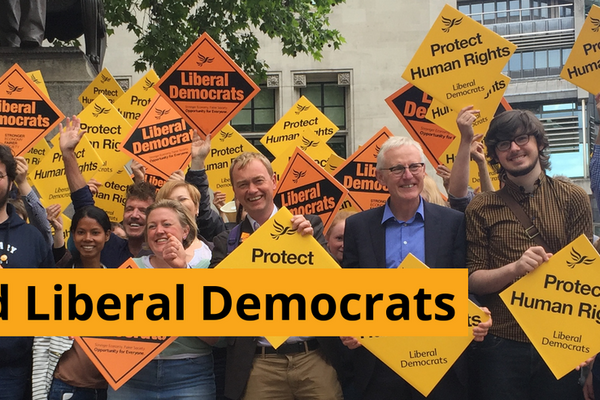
341 136 468 400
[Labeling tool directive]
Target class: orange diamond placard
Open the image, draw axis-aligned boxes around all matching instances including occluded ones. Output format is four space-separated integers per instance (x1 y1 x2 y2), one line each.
119 94 194 179
274 148 348 232
332 127 393 211
156 32 260 139
0 64 64 155
75 336 176 390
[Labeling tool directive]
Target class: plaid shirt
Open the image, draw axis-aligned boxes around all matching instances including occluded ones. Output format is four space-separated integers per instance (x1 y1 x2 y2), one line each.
466 173 592 342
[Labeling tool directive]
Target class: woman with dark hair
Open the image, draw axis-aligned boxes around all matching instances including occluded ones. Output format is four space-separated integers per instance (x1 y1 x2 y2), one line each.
108 199 217 399
47 205 111 268
32 205 111 400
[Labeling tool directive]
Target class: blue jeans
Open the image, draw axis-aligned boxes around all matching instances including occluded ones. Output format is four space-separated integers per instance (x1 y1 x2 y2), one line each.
0 363 30 400
107 355 215 400
48 378 107 400
470 334 583 400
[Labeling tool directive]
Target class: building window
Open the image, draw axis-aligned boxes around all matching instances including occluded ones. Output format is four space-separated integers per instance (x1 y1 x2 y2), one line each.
231 85 276 133
300 83 347 130
503 48 570 78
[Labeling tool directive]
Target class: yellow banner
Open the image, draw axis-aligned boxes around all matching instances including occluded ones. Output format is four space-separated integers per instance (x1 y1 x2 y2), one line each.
0 267 467 336
500 235 600 379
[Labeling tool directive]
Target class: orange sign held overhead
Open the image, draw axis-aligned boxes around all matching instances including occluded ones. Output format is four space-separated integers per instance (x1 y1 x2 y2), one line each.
332 127 393 211
156 32 260 139
274 148 348 232
0 64 64 156
75 336 177 390
119 94 194 179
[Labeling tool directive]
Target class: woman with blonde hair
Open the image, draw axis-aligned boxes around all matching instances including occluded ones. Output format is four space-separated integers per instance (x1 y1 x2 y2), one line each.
155 182 212 268
108 199 217 399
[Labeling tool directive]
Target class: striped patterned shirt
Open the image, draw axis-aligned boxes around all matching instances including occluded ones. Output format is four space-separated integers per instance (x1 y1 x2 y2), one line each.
466 173 593 342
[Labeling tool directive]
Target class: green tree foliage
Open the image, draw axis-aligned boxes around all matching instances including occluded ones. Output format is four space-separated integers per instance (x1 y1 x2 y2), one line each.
103 0 346 78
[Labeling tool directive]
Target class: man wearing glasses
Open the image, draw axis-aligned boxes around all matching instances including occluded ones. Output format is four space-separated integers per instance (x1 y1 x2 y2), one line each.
341 136 468 399
466 109 592 400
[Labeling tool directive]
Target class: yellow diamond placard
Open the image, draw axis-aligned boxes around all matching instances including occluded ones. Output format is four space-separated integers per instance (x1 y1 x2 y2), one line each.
561 5 600 94
79 68 125 107
114 70 160 125
27 70 49 98
204 124 259 201
78 94 132 183
261 96 338 157
500 234 600 379
425 74 510 137
325 153 345 174
0 64 65 156
402 4 516 113
93 167 134 223
31 134 102 211
332 127 393 211
215 207 340 348
271 128 337 179
274 148 348 233
359 254 487 397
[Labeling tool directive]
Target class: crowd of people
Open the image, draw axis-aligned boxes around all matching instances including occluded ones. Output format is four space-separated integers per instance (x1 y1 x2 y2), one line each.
0 95 599 400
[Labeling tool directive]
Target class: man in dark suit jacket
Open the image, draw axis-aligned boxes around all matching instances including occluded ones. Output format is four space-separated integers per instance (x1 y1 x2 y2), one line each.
210 151 343 400
342 136 468 400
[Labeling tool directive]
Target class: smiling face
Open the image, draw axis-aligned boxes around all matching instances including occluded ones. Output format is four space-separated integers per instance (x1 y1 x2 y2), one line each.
145 207 190 256
123 197 153 240
494 134 542 179
376 145 425 206
232 159 276 225
73 216 110 263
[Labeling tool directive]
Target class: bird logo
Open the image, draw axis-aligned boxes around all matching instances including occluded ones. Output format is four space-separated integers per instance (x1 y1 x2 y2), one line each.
220 130 233 141
295 104 310 114
30 74 41 84
270 219 297 240
373 145 381 158
143 77 155 91
441 16 463 33
591 17 600 32
300 137 319 151
100 74 111 83
155 108 170 119
197 53 215 67
92 104 110 117
292 169 307 183
566 247 595 268
6 82 23 95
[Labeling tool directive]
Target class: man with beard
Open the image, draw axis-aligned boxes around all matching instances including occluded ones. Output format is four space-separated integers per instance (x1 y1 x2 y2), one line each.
0 144 54 400
466 109 592 400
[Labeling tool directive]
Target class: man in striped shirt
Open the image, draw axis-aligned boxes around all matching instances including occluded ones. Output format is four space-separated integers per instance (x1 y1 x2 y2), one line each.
465 109 593 400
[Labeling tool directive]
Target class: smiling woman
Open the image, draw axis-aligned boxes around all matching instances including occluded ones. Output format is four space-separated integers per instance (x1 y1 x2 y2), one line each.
112 199 217 399
32 205 112 400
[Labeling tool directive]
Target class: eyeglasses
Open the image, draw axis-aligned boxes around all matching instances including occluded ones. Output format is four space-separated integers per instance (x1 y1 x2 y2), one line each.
382 163 425 176
496 134 532 152
0 173 7 180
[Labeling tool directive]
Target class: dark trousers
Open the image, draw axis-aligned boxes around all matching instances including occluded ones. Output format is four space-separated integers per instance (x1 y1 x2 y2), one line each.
470 334 583 400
